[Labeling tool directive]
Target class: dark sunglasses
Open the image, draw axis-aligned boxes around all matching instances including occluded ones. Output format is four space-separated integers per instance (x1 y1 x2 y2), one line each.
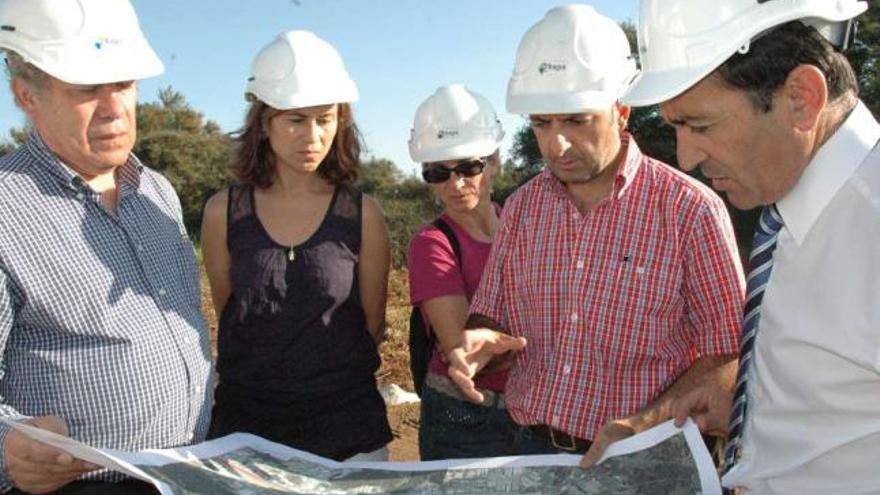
422 158 487 184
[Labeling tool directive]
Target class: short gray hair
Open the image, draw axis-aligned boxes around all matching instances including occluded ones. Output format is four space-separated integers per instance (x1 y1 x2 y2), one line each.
3 50 50 89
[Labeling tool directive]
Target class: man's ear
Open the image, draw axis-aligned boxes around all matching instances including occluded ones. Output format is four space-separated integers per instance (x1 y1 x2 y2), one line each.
11 78 40 116
615 103 632 132
780 64 827 132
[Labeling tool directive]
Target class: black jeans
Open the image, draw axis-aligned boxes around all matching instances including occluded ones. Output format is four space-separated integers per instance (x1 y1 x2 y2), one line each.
10 479 158 495
418 385 520 460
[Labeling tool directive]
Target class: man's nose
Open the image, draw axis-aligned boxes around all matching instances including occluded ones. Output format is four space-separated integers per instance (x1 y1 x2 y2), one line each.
676 128 708 172
548 131 571 158
95 86 128 121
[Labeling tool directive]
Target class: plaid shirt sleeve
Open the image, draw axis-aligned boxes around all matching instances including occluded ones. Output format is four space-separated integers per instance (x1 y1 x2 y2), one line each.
468 192 523 329
681 196 745 356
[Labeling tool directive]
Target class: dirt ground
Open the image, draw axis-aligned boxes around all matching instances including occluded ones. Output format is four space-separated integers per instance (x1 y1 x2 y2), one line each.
200 268 422 461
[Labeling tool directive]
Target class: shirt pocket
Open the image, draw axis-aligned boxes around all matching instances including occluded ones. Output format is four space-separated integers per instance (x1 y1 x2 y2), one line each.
616 253 681 320
597 254 682 361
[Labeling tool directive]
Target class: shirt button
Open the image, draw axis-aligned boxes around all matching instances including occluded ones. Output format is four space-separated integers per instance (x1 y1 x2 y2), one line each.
563 364 572 375
570 312 579 323
576 260 584 270
137 244 144 252
75 192 85 201
158 288 167 296
552 415 560 425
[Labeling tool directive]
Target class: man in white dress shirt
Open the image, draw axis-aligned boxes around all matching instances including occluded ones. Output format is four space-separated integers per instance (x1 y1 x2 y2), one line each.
624 0 879 493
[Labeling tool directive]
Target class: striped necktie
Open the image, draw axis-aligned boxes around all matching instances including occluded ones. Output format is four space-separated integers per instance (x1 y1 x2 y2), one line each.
724 204 785 472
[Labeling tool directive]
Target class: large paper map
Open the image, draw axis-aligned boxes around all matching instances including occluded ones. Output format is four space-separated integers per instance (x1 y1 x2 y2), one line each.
4 419 721 494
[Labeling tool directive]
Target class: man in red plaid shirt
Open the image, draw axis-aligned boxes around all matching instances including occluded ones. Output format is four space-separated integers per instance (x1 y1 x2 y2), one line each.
447 5 745 466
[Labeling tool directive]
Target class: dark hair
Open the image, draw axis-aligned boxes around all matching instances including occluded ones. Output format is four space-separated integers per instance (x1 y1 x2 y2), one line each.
717 21 858 112
234 99 362 188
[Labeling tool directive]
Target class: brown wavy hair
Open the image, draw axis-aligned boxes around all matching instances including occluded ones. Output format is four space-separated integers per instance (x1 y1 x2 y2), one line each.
234 98 362 188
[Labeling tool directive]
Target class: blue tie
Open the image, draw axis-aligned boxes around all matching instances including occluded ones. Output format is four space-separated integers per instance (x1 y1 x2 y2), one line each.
724 205 785 473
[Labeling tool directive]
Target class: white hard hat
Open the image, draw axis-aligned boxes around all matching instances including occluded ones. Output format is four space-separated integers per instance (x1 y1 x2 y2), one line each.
408 84 505 164
246 30 358 110
506 4 638 115
624 0 868 106
0 0 163 84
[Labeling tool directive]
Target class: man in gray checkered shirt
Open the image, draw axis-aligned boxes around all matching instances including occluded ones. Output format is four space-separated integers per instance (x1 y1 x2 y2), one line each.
0 0 213 493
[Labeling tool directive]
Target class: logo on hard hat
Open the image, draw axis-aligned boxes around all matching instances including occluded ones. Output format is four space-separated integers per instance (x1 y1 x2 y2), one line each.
538 62 567 75
94 37 123 50
437 129 459 140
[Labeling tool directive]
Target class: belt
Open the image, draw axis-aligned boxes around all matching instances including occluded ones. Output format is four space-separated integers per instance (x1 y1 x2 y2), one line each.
424 373 507 409
528 424 592 453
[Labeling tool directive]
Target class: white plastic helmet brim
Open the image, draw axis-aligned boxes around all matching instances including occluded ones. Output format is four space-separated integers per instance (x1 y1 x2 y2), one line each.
2 35 164 85
506 89 618 115
621 63 718 107
409 138 500 165
247 82 359 111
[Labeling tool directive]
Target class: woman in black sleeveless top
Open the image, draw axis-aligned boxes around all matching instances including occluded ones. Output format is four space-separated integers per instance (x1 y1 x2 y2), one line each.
200 30 392 461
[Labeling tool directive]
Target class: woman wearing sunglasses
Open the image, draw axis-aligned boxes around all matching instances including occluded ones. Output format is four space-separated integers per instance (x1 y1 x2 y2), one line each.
407 84 519 459
200 30 392 461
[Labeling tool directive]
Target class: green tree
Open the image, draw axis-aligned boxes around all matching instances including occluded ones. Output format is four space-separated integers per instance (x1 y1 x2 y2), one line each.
850 4 880 117
508 121 543 179
492 158 525 203
0 126 28 157
381 193 440 269
356 158 439 268
502 120 548 204
358 158 402 196
134 87 234 236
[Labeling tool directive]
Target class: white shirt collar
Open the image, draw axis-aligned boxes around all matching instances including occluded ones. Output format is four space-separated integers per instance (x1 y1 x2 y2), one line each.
776 101 880 244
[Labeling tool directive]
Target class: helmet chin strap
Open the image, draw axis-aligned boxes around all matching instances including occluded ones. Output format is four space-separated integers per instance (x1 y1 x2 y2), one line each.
805 18 857 50
739 18 857 58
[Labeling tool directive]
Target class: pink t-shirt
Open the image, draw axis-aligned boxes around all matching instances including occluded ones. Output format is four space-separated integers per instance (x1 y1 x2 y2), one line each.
407 211 508 392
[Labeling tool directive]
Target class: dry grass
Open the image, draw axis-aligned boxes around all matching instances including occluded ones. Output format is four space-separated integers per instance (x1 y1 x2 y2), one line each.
377 268 415 390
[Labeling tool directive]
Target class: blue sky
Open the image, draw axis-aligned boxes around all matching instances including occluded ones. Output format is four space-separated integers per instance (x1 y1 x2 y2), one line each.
0 1 638 174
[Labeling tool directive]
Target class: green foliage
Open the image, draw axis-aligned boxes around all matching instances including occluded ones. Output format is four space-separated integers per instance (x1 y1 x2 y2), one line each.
850 4 880 117
357 159 439 268
134 87 234 236
492 158 527 203
621 19 637 50
0 126 29 157
501 123 544 201
628 106 676 166
0 140 14 157
380 194 440 269
358 158 403 196
508 122 543 178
